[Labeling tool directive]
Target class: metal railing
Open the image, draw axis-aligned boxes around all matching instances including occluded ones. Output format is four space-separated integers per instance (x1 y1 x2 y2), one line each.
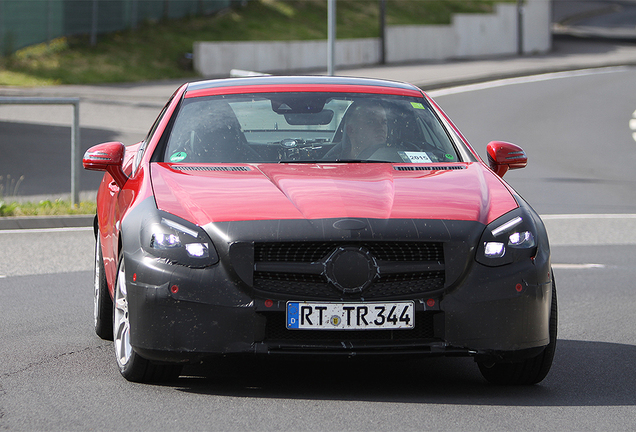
0 97 81 205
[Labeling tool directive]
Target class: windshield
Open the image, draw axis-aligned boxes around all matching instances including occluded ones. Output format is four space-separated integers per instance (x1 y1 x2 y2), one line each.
162 92 461 164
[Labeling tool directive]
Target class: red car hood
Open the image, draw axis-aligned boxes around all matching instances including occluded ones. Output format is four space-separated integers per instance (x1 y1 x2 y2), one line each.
150 163 518 226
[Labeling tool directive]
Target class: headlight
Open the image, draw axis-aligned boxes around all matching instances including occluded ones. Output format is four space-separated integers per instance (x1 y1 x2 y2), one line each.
476 211 537 266
483 241 505 258
141 213 219 268
508 230 535 248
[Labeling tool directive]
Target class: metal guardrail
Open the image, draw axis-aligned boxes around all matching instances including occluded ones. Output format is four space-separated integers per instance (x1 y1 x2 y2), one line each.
0 97 81 205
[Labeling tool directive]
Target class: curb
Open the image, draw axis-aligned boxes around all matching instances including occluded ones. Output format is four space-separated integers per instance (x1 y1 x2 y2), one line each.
0 215 94 230
554 26 636 41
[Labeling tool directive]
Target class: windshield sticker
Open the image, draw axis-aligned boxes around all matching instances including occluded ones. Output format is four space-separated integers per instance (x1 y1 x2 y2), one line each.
398 151 433 163
410 102 425 110
445 154 455 160
170 151 187 162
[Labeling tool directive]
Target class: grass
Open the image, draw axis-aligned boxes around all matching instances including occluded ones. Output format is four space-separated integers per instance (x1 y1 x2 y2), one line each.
0 0 508 86
0 199 96 217
0 175 95 217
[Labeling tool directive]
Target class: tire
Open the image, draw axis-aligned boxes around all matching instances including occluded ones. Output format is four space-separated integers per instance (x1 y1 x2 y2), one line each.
94 234 113 340
478 273 558 385
113 255 182 383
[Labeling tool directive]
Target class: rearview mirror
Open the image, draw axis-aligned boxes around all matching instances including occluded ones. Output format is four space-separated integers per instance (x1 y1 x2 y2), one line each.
284 110 334 125
486 141 527 178
83 141 128 188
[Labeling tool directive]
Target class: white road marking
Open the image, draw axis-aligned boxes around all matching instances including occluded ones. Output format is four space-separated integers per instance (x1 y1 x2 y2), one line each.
0 226 92 234
0 213 632 279
0 215 635 246
427 66 632 97
541 214 636 220
552 263 606 270
541 215 636 246
0 228 94 277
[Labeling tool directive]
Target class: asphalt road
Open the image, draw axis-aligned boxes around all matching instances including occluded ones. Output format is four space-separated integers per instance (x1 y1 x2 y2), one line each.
2 66 636 430
430 66 636 215
0 243 635 430
0 84 168 199
0 106 157 199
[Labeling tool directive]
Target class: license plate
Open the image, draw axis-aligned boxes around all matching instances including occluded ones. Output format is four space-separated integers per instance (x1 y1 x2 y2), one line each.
286 301 414 330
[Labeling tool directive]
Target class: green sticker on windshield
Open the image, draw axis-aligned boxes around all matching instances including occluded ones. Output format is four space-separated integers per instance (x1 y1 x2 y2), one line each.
445 154 455 160
410 102 425 109
170 151 187 162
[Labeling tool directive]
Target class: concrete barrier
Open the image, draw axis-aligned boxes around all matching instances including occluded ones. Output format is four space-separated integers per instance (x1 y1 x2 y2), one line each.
194 0 550 77
194 38 381 76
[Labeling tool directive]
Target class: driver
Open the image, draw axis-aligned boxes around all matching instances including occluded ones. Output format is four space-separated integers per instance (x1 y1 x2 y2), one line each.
324 100 389 160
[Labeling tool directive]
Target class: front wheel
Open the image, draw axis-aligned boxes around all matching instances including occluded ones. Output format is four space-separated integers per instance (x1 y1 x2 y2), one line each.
113 255 182 383
94 233 113 340
478 274 558 385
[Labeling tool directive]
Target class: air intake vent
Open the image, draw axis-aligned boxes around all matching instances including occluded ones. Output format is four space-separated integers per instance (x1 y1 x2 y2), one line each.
394 165 466 171
171 166 252 172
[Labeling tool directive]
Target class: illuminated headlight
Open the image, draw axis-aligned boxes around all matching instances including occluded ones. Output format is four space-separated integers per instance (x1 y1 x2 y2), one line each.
150 232 181 249
484 242 505 258
185 242 209 258
477 212 538 266
141 214 218 267
509 231 535 248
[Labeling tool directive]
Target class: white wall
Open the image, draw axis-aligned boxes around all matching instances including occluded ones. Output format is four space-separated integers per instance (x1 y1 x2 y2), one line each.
524 0 552 53
194 0 551 77
384 25 456 62
194 39 381 76
453 4 517 58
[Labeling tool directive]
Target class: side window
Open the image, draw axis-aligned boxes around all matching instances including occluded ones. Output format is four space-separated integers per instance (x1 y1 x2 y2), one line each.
132 142 147 176
132 97 173 175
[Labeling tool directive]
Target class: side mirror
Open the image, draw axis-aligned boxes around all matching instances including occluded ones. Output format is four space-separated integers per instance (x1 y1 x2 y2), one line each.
486 141 527 178
83 141 128 188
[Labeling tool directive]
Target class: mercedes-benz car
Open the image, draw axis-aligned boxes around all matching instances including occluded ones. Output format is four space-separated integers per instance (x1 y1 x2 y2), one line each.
83 76 556 385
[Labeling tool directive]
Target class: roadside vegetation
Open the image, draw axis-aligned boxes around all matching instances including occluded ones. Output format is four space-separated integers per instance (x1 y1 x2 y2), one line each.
0 175 95 216
0 199 96 217
0 0 508 86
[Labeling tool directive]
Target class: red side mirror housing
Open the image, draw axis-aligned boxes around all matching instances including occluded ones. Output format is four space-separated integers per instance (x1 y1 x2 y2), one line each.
486 141 527 178
83 141 128 188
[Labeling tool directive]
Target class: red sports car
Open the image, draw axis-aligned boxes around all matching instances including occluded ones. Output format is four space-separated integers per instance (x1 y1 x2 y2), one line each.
84 76 556 385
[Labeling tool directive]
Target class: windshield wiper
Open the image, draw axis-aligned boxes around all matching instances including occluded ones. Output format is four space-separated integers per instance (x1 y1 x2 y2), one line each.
328 159 392 163
277 160 321 164
277 159 393 164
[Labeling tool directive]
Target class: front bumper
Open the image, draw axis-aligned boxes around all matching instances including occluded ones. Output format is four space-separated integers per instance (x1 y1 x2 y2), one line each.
122 212 552 364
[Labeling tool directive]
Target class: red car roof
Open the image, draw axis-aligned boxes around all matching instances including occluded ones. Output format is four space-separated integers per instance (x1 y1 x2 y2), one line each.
184 76 424 98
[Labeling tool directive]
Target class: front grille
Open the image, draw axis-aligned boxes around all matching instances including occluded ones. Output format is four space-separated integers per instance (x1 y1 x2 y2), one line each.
255 241 443 263
254 271 444 298
255 279 341 298
366 271 444 297
254 241 445 300
256 242 336 263
263 311 436 342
